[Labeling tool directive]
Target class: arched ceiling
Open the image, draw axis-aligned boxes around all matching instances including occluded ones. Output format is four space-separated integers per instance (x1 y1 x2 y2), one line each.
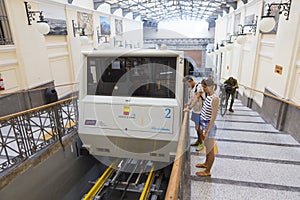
91 0 246 25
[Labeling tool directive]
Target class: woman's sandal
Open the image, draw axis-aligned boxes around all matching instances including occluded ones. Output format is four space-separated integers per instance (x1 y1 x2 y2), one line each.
195 163 207 168
196 171 211 177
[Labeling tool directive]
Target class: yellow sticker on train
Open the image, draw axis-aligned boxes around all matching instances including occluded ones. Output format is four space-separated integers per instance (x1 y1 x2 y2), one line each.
123 106 130 116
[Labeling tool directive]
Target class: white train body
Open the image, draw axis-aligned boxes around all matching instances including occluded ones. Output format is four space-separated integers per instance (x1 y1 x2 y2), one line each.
78 49 185 162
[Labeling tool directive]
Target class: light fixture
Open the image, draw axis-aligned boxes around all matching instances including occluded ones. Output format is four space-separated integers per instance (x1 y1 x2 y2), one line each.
260 17 276 32
24 1 50 35
97 26 109 44
259 0 292 33
236 35 247 45
219 42 226 51
221 36 235 50
232 16 258 45
238 16 258 35
226 43 234 50
98 34 109 44
72 20 89 45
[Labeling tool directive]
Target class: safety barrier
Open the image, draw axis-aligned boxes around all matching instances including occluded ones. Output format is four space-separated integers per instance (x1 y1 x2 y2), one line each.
0 97 78 173
0 82 79 97
165 111 189 200
240 84 300 109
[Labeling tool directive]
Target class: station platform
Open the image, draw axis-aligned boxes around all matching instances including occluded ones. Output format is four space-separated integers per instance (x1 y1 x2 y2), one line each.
189 100 300 199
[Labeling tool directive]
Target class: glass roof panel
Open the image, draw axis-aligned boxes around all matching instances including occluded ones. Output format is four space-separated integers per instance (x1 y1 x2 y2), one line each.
101 0 230 22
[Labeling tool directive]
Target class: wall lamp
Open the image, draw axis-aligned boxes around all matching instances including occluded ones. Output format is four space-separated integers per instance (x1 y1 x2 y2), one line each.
97 29 109 44
72 20 89 45
222 37 235 50
221 32 247 50
238 16 258 36
215 43 219 51
219 41 226 51
114 37 123 48
24 1 50 35
259 0 292 32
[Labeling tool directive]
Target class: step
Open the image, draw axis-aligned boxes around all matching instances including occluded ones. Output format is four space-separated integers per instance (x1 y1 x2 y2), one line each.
215 121 279 133
190 155 300 188
215 129 299 145
191 180 300 200
212 141 300 163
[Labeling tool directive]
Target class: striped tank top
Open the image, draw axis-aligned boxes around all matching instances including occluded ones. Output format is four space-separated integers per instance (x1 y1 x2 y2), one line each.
201 93 218 121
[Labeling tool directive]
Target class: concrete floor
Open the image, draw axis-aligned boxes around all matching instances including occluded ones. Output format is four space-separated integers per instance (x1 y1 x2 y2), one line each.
189 100 300 200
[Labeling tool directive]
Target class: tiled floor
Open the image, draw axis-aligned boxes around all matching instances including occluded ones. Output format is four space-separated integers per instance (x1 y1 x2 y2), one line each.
189 100 300 200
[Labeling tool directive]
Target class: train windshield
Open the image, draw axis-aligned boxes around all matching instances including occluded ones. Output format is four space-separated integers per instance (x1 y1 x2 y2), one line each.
87 57 177 98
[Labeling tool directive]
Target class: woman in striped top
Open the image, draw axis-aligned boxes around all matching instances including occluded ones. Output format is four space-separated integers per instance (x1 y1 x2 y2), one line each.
195 77 219 177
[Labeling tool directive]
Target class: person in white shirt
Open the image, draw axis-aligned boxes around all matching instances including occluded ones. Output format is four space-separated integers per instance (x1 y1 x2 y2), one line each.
183 76 206 151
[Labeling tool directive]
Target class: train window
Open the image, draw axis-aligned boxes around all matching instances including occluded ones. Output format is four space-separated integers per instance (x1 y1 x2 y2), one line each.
87 57 176 98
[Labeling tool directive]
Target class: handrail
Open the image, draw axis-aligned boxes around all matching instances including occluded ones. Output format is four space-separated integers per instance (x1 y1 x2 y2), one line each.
0 96 77 121
0 82 79 97
0 95 78 173
165 110 189 200
239 84 300 109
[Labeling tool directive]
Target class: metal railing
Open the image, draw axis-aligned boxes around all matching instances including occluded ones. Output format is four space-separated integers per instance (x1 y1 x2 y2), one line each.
165 111 189 200
0 97 78 173
239 84 300 109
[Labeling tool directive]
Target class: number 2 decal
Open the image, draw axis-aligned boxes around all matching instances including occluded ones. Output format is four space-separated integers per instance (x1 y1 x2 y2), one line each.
179 57 183 64
165 108 171 118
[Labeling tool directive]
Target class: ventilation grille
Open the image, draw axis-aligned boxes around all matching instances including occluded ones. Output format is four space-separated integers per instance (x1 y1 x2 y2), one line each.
96 148 110 152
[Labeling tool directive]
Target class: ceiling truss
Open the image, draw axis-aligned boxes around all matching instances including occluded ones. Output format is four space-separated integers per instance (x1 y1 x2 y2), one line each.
68 1 244 27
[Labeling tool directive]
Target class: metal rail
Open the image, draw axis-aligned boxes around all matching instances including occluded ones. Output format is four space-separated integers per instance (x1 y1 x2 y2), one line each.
164 111 189 200
239 84 300 109
0 82 79 97
83 161 117 200
139 167 155 200
0 97 78 173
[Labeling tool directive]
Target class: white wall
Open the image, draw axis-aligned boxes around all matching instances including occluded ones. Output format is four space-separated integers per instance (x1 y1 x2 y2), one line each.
0 0 143 97
212 0 300 105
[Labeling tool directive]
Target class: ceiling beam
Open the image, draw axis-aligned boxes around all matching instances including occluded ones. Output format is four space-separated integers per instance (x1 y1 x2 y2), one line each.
133 12 140 19
110 4 121 14
94 0 105 10
226 0 237 10
122 8 131 17
221 5 230 14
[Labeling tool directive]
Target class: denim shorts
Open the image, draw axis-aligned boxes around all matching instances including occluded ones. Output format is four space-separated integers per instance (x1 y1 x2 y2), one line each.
199 116 217 138
191 112 201 125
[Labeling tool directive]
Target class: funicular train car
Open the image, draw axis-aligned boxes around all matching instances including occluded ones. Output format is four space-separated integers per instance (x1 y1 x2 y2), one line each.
78 49 185 162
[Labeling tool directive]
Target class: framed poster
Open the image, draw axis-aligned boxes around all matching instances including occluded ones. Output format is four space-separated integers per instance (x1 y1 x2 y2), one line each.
226 15 232 34
234 13 241 34
77 12 94 36
244 14 255 34
115 19 123 35
100 16 111 35
39 4 67 35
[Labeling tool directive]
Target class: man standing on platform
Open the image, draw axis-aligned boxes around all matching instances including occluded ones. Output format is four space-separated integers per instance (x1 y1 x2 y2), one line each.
224 76 239 112
183 76 205 151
